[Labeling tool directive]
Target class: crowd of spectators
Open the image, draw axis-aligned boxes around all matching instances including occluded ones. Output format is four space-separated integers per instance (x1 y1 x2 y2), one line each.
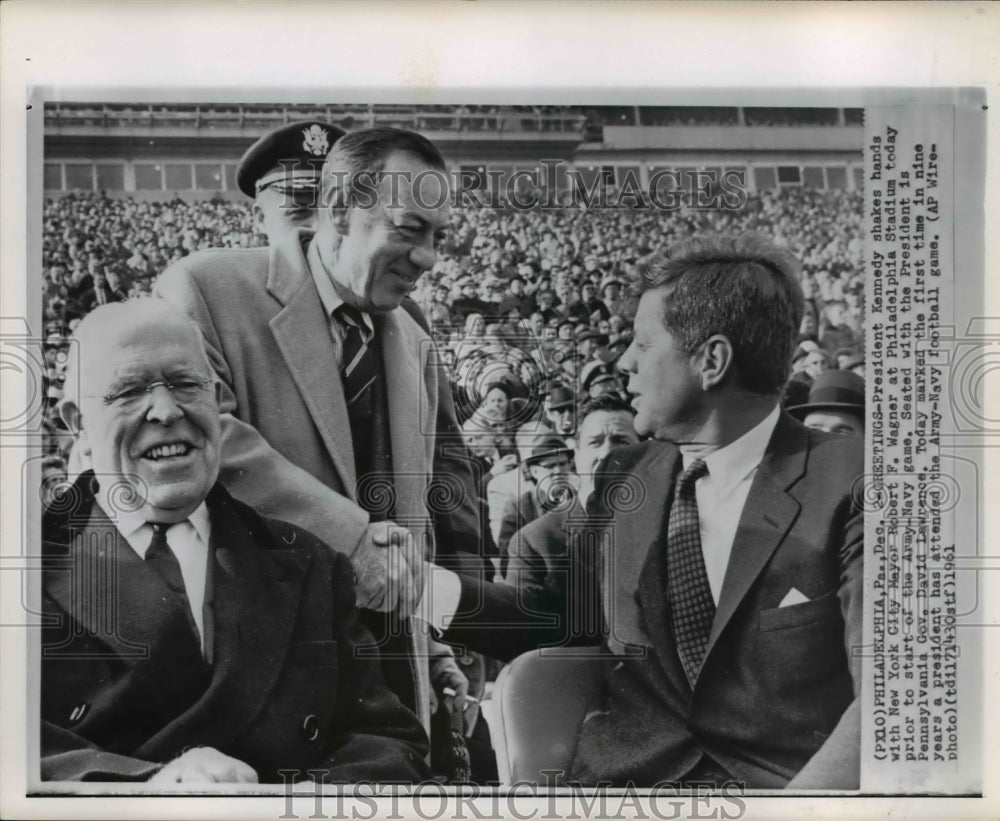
39 187 866 513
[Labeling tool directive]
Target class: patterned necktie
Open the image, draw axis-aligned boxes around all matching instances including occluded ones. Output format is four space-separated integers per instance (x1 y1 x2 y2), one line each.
337 304 377 411
666 458 714 687
146 523 199 643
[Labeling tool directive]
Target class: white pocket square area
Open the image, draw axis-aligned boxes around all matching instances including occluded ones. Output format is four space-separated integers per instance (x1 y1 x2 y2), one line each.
779 588 810 607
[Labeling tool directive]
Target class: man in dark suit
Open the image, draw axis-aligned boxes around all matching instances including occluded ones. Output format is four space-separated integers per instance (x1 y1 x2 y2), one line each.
155 128 485 735
495 433 576 565
504 394 639 592
422 233 863 790
42 301 430 784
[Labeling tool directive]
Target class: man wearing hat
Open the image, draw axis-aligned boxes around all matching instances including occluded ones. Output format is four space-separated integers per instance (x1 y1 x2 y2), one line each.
545 384 578 434
526 383 577 444
236 120 345 245
580 361 622 399
788 370 865 438
495 433 577 575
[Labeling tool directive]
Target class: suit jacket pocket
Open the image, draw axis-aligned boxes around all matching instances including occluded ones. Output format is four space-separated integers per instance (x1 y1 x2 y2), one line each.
759 591 839 632
287 640 339 667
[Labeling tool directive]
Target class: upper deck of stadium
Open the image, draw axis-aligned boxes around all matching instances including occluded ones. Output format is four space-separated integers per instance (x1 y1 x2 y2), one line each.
43 102 865 196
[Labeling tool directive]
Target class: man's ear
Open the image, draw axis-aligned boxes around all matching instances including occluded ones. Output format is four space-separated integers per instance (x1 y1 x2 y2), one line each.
330 204 351 236
321 181 352 235
59 398 82 434
698 335 734 390
251 202 266 234
59 399 91 456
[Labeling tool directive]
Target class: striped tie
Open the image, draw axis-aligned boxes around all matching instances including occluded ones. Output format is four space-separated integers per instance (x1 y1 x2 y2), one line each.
665 458 714 687
338 305 377 409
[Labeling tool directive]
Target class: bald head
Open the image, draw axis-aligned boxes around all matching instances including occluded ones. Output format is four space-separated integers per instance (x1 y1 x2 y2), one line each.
66 301 212 391
62 299 222 523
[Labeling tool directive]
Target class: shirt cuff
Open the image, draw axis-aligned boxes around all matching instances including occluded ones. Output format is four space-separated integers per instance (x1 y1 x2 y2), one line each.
415 562 462 634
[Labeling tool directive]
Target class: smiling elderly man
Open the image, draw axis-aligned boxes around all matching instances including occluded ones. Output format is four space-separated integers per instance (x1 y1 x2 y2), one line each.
41 300 430 784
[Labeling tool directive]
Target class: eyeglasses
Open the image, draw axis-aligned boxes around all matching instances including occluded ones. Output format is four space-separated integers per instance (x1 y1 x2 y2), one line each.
532 456 573 471
95 376 213 410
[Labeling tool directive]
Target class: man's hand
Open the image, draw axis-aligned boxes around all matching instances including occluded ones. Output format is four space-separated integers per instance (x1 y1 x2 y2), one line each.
148 747 258 784
351 520 425 616
430 655 478 735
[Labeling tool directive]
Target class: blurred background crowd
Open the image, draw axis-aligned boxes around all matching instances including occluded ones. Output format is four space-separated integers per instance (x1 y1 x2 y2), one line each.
39 187 866 546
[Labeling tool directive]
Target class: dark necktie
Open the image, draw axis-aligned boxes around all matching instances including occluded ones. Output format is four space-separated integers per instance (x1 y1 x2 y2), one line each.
337 304 377 411
336 303 395 520
666 458 714 687
146 523 200 644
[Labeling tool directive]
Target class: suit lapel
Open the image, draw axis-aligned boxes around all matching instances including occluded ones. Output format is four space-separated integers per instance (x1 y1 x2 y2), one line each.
379 309 433 530
43 483 210 720
703 413 806 660
267 233 357 494
603 445 677 657
139 488 312 755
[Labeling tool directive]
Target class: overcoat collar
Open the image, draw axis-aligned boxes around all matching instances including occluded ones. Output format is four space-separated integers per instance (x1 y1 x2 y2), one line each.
264 230 429 504
43 474 313 756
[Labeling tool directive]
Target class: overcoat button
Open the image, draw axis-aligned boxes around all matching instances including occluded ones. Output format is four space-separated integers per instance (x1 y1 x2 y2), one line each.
301 714 320 742
68 702 89 724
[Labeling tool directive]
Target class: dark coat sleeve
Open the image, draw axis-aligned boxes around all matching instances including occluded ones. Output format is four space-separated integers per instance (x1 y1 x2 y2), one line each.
399 297 487 575
41 722 163 782
309 550 432 783
440 455 623 661
504 517 552 592
496 497 524 558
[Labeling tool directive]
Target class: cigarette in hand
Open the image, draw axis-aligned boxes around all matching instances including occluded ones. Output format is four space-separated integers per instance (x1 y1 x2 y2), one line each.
442 686 479 710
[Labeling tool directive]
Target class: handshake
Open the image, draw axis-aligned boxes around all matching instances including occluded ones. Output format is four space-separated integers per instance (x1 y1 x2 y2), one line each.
350 520 427 615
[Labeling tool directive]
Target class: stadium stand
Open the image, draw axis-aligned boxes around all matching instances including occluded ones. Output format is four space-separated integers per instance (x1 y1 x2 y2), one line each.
40 103 866 487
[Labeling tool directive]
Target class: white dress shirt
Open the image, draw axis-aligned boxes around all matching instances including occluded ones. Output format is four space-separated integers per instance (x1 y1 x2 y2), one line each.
99 498 212 652
680 403 780 604
416 562 464 634
307 240 374 356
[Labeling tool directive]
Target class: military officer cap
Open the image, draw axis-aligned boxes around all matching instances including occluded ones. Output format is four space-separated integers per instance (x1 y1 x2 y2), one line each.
236 121 346 198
